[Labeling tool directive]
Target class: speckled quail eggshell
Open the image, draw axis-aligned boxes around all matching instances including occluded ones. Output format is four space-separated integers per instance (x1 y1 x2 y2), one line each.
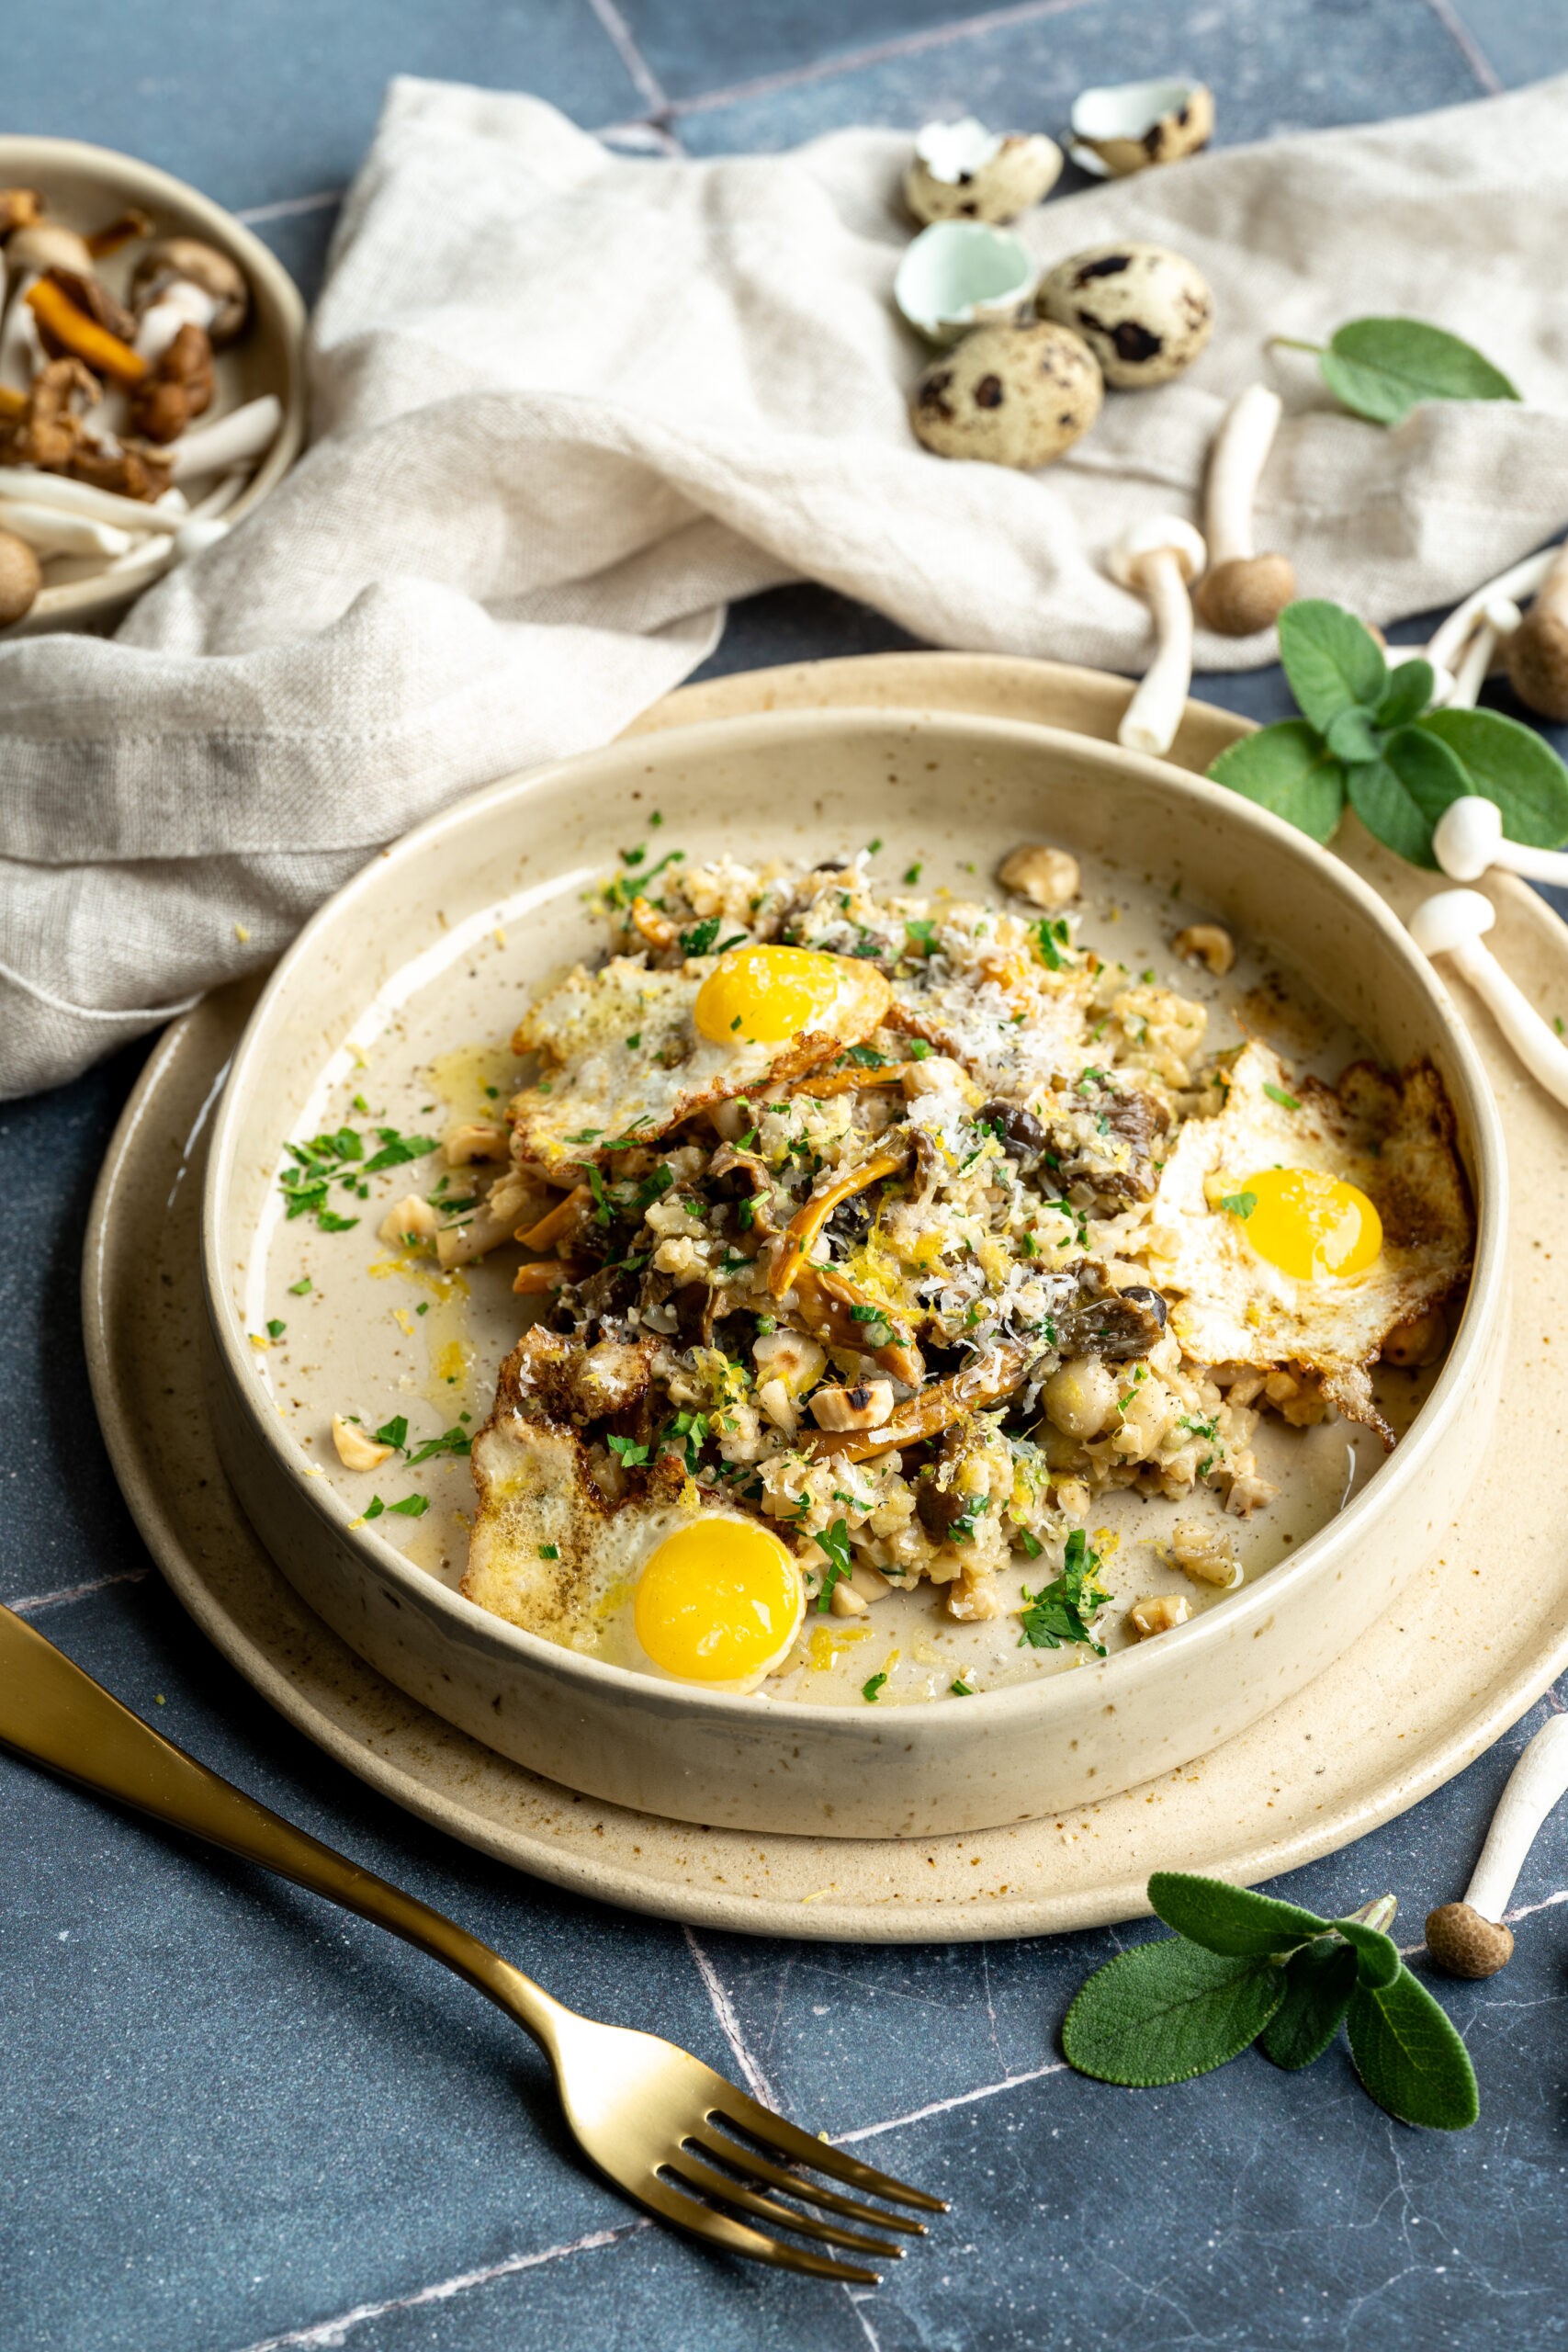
905 132 1064 226
911 321 1102 468
1036 243 1213 389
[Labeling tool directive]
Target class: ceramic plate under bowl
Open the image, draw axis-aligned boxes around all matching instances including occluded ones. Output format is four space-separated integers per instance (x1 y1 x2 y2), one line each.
200 708 1506 1840
0 136 306 635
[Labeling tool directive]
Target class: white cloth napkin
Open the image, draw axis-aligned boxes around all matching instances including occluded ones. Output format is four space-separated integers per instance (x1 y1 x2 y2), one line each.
6 71 1568 1096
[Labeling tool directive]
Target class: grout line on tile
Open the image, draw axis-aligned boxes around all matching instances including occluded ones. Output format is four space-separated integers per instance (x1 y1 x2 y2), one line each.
596 118 687 156
227 2222 649 2352
234 190 345 226
835 2057 1068 2144
583 0 672 118
1416 0 1503 95
8 1568 149 1616
668 0 1099 122
682 1925 779 2108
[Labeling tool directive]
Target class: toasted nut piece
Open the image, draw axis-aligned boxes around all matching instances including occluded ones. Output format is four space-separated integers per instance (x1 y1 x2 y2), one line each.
853 1561 894 1600
829 1580 871 1617
754 1329 828 1396
757 1377 798 1436
1224 1471 1276 1517
998 843 1081 909
810 1379 897 1432
1382 1306 1446 1368
1129 1592 1191 1639
444 1120 509 1165
378 1193 440 1248
1172 922 1235 976
1169 1519 1239 1588
332 1414 395 1472
1043 1355 1118 1441
900 1053 976 1102
631 895 677 950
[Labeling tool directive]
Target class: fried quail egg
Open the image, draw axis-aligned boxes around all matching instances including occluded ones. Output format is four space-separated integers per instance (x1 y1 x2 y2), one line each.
1140 1040 1472 1432
508 945 892 1170
463 1407 804 1692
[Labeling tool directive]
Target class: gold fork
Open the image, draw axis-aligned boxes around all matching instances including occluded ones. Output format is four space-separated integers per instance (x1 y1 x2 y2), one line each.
0 1604 943 2283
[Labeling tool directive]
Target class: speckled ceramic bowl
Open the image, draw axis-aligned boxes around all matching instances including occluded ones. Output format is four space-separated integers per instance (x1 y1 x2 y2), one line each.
0 136 306 635
200 709 1507 1838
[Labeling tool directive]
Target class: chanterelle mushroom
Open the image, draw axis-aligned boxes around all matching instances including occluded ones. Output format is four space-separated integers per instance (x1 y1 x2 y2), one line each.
1109 514 1206 755
1192 385 1295 637
1427 1715 1568 1977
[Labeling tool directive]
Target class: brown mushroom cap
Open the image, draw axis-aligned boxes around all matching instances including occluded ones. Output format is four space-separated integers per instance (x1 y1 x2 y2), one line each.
0 529 42 628
6 221 94 277
1506 607 1568 723
130 237 250 345
1194 552 1295 637
1425 1900 1515 1978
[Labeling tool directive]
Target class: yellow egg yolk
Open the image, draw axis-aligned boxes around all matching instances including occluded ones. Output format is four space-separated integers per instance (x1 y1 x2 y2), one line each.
693 944 849 1046
634 1517 804 1682
1234 1167 1383 1281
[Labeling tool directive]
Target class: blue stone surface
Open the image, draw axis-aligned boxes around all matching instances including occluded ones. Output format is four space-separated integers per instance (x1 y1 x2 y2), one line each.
3 5 1567 2346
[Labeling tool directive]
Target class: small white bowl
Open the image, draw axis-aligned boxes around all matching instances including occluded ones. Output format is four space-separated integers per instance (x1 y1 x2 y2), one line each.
200 707 1506 1839
0 135 306 636
894 220 1036 345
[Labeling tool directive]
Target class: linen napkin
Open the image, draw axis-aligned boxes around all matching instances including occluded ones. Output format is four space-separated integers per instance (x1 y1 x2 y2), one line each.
6 70 1568 1096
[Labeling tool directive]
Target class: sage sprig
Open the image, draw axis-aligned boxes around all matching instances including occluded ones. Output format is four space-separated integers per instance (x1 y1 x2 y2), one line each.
1272 316 1519 427
1207 598 1568 866
1062 1871 1478 2132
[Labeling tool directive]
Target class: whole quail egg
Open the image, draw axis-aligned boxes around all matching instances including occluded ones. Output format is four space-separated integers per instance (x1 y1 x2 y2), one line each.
911 320 1102 468
1036 243 1213 389
905 119 1064 226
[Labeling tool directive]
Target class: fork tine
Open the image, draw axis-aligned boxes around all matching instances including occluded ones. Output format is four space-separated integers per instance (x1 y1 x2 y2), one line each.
687 2127 929 2233
665 2153 905 2261
707 2088 948 2212
637 2174 882 2285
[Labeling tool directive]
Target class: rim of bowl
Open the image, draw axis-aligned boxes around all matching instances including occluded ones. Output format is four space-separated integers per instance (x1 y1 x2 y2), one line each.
201 705 1507 1736
0 134 307 632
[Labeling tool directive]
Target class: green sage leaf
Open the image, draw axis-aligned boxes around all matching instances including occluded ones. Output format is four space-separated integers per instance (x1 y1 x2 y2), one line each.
1062 1939 1285 2087
1259 1938 1359 2071
1148 1871 1329 1960
1332 1917 1403 1990
1346 1968 1479 2130
1417 706 1568 849
1319 317 1520 428
1325 707 1383 765
1278 601 1388 732
1347 724 1470 867
1208 720 1346 845
1375 661 1436 729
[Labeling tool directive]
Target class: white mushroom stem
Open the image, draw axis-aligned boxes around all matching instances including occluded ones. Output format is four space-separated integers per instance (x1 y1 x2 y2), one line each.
1408 888 1568 1111
168 395 282 483
0 500 134 559
1111 516 1207 756
1426 546 1557 675
0 467 179 534
135 277 223 366
0 281 42 393
1463 1716 1568 1922
1433 795 1568 884
1446 595 1522 709
1204 385 1280 565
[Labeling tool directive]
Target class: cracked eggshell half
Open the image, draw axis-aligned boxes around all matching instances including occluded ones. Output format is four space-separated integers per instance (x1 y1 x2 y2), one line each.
1037 242 1213 389
905 117 1064 225
1067 77 1214 177
894 220 1037 346
911 318 1102 467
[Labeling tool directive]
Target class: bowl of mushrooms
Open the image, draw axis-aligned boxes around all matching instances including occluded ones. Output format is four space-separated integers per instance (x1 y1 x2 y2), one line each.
0 136 307 635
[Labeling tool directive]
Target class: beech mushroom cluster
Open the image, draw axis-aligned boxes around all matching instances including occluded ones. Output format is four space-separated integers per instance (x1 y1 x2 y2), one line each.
0 187 274 625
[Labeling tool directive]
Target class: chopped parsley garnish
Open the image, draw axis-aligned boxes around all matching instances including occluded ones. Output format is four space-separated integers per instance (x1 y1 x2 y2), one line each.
862 1671 887 1702
680 917 724 957
1032 916 1071 971
625 1032 641 1048
1018 1530 1112 1655
363 1498 385 1521
907 1038 932 1061
607 1433 651 1467
903 863 922 887
288 1276 312 1296
278 1121 436 1229
1020 1531 1043 1559
604 845 684 909
406 1426 471 1466
813 1518 853 1613
840 1044 888 1069
620 842 646 866
904 918 937 952
388 1494 429 1519
374 1416 410 1451
1264 1082 1301 1111
849 1302 894 1342
660 1410 710 1472
538 1542 560 1559
950 1678 974 1696
265 1317 287 1340
865 837 883 854
1140 967 1156 984
1221 1190 1258 1220
948 1492 991 1544
362 1126 441 1173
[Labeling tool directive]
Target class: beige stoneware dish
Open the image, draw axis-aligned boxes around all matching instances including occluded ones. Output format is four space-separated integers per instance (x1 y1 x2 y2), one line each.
199 707 1506 1839
0 135 306 634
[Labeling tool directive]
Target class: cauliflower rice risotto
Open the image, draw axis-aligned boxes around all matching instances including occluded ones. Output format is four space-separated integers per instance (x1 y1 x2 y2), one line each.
278 835 1473 1707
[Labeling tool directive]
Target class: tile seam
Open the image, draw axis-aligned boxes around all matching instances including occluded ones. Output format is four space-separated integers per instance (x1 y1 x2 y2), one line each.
1416 0 1505 95
583 0 672 117
682 1924 780 2107
834 2056 1070 2143
7 1568 149 1615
